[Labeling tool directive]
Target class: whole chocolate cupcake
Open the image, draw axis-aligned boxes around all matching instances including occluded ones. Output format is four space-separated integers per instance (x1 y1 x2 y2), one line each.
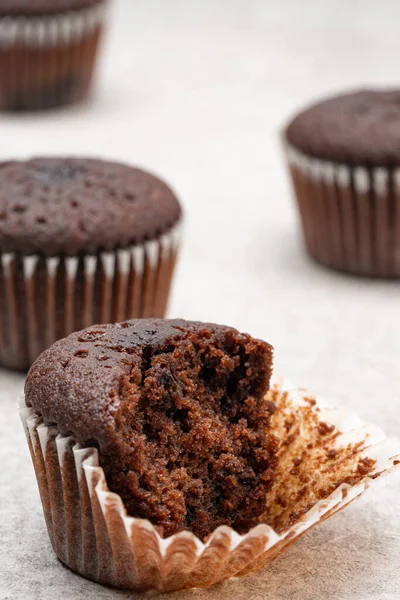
0 0 108 111
22 318 277 588
0 158 182 370
285 89 400 277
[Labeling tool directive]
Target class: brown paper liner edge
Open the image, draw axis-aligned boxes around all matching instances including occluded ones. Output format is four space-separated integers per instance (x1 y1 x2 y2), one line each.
285 143 400 277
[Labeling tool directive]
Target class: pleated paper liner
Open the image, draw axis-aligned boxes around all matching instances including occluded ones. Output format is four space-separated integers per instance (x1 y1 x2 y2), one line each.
0 221 181 370
286 143 400 277
19 375 400 593
0 1 108 110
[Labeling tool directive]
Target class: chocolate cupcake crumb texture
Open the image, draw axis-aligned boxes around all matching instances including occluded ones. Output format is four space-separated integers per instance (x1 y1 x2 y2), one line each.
0 0 102 17
286 89 400 166
0 158 182 255
25 319 277 539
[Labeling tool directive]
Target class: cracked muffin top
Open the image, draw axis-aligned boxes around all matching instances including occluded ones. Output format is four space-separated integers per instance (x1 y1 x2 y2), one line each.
25 318 278 539
0 157 181 256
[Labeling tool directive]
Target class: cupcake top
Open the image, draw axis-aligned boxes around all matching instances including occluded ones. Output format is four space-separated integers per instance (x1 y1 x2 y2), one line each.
0 157 181 256
285 89 400 166
25 318 277 538
0 0 102 16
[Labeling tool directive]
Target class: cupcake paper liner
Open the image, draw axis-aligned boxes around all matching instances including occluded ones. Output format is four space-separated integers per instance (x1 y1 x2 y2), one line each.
0 1 108 110
0 222 181 370
19 375 400 592
286 143 400 277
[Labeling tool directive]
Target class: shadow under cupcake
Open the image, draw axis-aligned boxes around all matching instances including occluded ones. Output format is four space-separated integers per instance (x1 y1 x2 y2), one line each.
0 157 182 370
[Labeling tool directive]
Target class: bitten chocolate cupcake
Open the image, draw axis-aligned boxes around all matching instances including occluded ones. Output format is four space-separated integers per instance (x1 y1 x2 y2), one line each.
0 0 108 111
0 158 182 370
285 89 400 277
23 318 278 587
20 318 400 592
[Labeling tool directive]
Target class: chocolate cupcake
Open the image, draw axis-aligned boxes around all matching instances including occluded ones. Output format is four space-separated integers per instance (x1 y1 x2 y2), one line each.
20 319 400 592
0 0 108 111
22 318 278 586
285 89 400 277
0 158 182 370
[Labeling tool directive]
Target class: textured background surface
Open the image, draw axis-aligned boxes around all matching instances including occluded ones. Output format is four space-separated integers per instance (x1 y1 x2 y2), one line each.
2 0 400 598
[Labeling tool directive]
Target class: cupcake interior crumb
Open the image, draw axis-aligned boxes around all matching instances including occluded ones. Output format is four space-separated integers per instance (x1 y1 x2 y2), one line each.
100 327 277 539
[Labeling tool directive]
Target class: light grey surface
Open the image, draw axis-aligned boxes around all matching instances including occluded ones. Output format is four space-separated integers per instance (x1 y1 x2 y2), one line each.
1 0 400 598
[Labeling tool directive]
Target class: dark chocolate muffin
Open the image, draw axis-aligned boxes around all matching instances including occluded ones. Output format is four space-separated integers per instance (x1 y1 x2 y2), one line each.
0 0 107 111
25 318 277 539
0 158 182 371
284 89 400 277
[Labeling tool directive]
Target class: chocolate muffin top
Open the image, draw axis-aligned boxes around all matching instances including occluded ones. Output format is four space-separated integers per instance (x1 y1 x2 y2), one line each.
0 158 181 256
0 0 102 16
25 318 277 538
285 89 400 166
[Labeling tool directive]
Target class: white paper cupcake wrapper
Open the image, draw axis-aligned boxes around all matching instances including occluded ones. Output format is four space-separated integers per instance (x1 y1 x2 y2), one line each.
286 143 400 277
0 2 108 48
0 222 182 370
19 375 400 592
